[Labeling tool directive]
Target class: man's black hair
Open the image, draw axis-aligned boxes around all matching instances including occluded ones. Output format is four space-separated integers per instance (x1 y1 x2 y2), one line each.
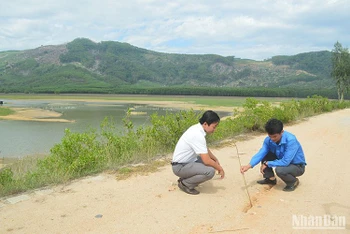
199 110 220 125
265 118 283 135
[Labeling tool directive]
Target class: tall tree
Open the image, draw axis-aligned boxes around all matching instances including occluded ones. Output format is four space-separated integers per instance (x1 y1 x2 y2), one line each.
332 41 350 101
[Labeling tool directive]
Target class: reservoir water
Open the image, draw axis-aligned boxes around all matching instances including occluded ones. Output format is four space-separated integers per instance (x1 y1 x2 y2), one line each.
0 99 230 159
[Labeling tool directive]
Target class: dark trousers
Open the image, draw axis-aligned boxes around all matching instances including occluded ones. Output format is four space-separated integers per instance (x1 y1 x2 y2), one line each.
262 152 305 186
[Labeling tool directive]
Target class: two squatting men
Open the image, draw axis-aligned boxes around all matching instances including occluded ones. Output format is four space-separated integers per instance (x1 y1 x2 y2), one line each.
171 110 306 195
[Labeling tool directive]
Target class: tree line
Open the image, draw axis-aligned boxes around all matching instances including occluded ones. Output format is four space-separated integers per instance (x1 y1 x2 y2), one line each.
1 85 345 100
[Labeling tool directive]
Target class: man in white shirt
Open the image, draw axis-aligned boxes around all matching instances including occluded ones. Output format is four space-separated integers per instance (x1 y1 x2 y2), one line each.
171 110 225 195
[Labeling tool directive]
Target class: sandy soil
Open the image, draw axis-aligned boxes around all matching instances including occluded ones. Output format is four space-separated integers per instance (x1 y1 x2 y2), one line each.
92 99 235 112
0 109 349 234
0 108 74 122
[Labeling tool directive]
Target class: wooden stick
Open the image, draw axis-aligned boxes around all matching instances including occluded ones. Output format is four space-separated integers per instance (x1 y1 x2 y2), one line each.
209 227 249 233
232 142 253 208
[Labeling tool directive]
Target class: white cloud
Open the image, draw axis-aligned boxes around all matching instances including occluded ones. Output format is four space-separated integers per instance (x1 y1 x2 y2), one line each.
0 0 349 60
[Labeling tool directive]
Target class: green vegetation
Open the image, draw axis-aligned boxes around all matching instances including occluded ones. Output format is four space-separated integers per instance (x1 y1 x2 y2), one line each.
269 51 332 78
109 86 344 99
332 42 350 102
0 107 15 116
1 96 349 197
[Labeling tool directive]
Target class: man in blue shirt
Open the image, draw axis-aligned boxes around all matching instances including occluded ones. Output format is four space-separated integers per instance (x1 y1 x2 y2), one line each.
240 118 306 191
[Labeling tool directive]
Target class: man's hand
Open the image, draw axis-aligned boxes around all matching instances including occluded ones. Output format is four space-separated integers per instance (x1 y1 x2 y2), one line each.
240 164 252 173
218 168 225 179
260 163 267 174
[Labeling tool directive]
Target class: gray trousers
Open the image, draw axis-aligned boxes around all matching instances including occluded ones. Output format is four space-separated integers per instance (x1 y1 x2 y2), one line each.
263 152 305 186
172 157 215 189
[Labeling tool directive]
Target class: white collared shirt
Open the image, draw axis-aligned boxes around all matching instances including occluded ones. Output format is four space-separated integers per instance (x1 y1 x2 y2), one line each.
172 123 208 163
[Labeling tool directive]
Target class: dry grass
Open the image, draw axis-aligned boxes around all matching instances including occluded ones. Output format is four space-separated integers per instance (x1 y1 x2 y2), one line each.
115 158 171 180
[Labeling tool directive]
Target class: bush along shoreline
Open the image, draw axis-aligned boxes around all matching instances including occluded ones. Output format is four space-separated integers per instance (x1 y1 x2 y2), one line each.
1 95 349 197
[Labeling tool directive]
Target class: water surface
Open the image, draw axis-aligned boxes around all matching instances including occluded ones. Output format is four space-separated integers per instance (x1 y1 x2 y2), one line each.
0 99 230 158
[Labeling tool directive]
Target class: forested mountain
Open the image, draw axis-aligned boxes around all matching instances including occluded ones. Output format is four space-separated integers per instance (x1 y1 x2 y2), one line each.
0 38 336 96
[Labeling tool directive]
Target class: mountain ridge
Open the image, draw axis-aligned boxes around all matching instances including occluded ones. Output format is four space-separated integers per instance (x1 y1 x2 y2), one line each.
0 38 335 94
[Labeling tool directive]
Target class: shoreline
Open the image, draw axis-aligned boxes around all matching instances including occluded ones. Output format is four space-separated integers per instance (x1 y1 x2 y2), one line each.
0 99 235 122
0 107 74 122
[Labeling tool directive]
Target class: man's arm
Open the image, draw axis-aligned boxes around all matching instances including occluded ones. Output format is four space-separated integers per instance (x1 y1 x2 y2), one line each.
200 153 225 179
208 148 220 164
249 139 270 168
241 137 270 173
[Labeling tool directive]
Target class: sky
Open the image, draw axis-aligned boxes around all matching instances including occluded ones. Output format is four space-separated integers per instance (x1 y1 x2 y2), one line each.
0 0 349 61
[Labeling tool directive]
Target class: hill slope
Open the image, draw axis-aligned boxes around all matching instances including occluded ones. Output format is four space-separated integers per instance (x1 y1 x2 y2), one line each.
0 38 335 93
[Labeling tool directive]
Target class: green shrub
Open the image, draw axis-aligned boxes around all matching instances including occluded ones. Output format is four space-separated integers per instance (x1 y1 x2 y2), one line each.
35 129 106 182
234 98 277 131
277 100 299 122
208 117 245 143
0 168 14 186
100 115 140 165
147 109 201 152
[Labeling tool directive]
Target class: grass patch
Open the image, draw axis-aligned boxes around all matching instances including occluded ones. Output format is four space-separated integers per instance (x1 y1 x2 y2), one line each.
115 159 170 180
0 107 15 116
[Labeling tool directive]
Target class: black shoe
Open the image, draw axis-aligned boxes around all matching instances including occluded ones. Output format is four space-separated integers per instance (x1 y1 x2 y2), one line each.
257 178 277 185
283 178 299 192
178 181 200 195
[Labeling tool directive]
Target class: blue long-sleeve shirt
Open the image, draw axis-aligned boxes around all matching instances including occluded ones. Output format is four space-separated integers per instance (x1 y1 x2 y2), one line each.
249 131 306 168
